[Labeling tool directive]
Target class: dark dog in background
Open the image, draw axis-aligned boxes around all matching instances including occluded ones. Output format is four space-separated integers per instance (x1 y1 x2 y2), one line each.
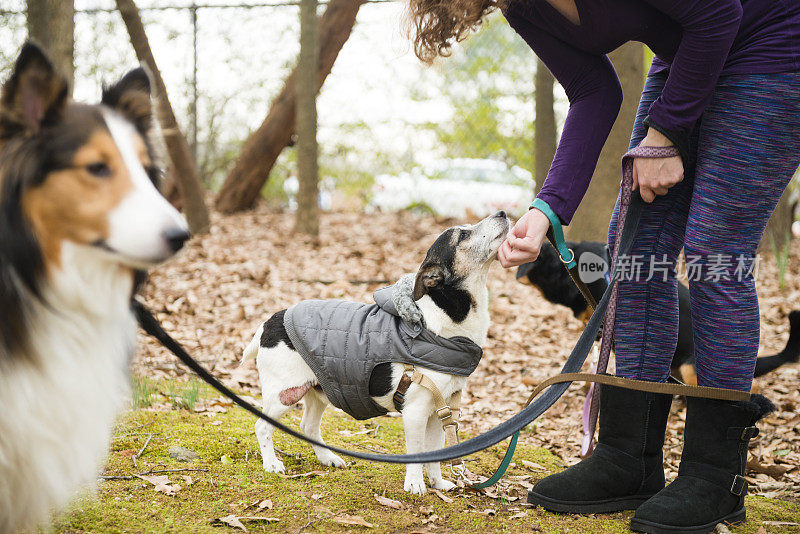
516 241 800 385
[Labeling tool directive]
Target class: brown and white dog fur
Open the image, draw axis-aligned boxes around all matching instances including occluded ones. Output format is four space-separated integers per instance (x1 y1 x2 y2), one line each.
241 212 511 495
0 43 188 532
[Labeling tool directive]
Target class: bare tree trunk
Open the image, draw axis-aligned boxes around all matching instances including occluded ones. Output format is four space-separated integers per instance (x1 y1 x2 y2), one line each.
568 42 644 241
534 58 556 195
27 0 74 89
295 0 320 236
116 0 210 234
215 0 365 214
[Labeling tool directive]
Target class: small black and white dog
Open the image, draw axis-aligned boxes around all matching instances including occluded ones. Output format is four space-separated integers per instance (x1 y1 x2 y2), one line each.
0 43 188 531
242 212 511 494
516 241 800 385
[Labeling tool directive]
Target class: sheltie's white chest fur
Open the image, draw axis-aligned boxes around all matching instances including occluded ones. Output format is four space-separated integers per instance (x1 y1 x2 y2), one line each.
0 243 135 531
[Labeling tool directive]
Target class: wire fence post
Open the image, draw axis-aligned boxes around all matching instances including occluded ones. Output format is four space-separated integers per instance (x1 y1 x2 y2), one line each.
190 0 199 164
295 0 319 235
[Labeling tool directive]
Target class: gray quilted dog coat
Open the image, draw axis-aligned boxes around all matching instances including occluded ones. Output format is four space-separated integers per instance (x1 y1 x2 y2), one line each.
283 283 483 420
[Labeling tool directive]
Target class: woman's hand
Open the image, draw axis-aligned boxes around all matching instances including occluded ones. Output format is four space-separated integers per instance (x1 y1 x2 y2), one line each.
498 208 551 268
634 129 684 203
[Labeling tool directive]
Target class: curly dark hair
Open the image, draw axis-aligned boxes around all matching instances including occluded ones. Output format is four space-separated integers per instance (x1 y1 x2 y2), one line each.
407 0 506 63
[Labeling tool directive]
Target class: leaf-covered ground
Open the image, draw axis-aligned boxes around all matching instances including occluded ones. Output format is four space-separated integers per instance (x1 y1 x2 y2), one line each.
59 207 799 532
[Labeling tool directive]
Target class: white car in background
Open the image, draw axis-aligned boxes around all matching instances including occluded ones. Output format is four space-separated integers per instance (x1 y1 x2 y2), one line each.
370 158 534 218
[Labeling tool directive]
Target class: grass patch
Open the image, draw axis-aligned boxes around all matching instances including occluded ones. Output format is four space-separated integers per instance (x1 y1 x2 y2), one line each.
166 379 202 411
54 387 800 533
770 232 792 290
131 375 157 409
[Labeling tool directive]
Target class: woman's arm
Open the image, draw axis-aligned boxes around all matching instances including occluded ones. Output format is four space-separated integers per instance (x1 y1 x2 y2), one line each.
505 9 622 225
642 0 742 153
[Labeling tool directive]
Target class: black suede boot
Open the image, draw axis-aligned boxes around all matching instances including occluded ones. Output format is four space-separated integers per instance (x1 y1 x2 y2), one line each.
631 394 776 534
526 384 673 513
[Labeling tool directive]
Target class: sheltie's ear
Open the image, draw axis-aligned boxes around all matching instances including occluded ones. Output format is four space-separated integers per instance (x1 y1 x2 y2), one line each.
0 41 69 137
102 66 153 137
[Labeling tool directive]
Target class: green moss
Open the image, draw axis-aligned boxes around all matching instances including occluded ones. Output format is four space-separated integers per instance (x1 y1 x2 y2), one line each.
54 389 800 533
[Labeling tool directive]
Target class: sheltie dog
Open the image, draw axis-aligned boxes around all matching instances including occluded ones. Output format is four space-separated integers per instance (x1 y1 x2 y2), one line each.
0 42 189 531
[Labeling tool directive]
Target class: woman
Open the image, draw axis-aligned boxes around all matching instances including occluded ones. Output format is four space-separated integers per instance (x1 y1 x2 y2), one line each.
408 0 799 532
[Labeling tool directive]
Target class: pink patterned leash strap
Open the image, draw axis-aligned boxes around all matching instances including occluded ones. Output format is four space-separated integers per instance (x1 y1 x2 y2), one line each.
581 145 682 458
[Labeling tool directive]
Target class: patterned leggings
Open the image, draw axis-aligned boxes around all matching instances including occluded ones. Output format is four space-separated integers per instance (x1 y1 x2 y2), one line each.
608 72 800 392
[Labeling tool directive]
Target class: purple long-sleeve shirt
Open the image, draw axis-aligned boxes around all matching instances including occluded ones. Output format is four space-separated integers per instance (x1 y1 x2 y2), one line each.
503 0 800 224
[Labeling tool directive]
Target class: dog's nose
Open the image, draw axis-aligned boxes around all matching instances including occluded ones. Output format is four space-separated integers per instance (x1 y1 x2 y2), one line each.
495 210 507 219
163 227 190 253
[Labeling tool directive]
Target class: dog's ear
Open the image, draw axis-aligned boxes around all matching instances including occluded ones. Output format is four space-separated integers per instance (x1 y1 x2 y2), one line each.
0 41 69 137
413 263 446 300
102 66 153 136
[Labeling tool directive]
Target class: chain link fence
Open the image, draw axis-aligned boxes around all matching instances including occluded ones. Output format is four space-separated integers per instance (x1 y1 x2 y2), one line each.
1 2 558 214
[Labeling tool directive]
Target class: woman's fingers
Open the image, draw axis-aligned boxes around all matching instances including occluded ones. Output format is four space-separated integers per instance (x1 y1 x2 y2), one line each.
499 246 538 268
640 185 656 203
509 235 541 254
499 235 540 268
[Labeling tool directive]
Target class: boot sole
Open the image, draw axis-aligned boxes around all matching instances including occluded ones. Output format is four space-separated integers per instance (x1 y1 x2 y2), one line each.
526 491 654 514
629 508 746 534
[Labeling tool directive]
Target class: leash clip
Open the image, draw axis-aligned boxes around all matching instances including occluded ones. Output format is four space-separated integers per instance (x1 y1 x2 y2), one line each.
559 247 576 267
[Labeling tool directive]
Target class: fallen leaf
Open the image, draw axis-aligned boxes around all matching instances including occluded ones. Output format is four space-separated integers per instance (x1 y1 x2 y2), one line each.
431 489 453 503
418 505 434 516
136 475 181 496
220 454 233 465
374 494 402 509
521 460 546 470
422 514 439 525
510 511 527 519
214 515 247 531
181 475 194 486
257 498 273 511
210 420 223 426
333 513 374 528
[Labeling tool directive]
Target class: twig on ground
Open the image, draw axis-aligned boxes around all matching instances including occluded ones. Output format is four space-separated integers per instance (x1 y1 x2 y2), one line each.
140 468 209 475
351 442 389 454
132 433 153 467
99 468 209 481
275 447 302 460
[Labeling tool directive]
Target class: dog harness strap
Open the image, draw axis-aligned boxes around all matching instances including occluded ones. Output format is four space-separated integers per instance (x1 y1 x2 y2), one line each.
403 367 462 449
583 145 683 457
393 373 413 412
531 198 576 270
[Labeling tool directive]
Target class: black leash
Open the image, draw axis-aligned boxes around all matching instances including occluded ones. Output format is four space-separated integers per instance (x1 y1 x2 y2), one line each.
133 193 644 464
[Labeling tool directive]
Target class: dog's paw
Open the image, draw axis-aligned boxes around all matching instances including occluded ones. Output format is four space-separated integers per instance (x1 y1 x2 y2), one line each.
262 458 286 474
404 475 427 495
317 451 347 469
431 479 457 492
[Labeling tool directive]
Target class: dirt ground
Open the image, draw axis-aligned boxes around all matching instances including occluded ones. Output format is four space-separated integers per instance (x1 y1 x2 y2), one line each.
135 206 800 503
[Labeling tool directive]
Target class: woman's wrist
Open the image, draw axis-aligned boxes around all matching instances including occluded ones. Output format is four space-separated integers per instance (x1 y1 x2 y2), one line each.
642 115 689 163
642 128 673 147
